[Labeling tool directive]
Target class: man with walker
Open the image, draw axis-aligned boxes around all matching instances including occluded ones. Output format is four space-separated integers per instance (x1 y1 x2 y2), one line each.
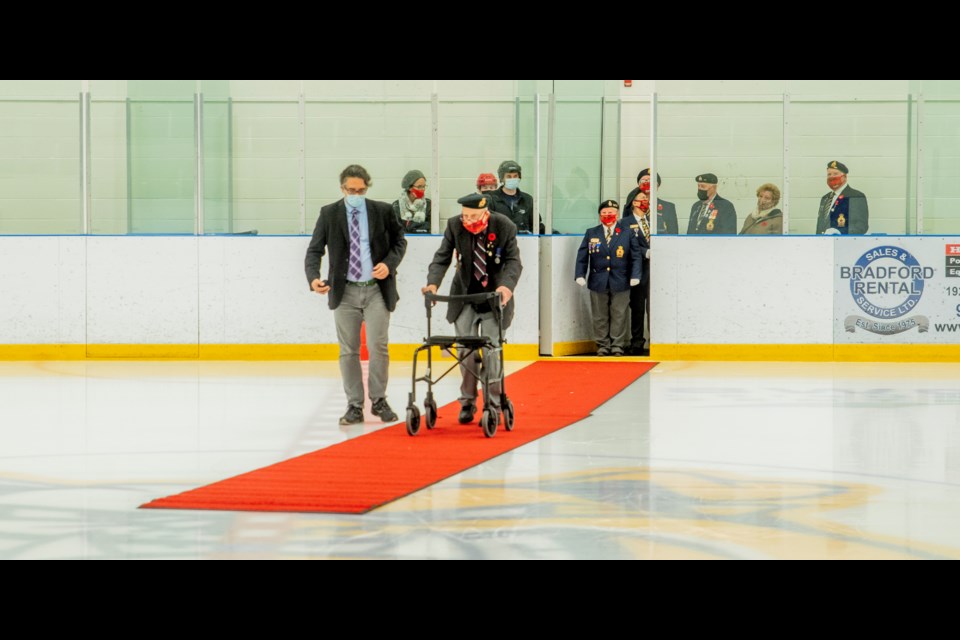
421 193 523 426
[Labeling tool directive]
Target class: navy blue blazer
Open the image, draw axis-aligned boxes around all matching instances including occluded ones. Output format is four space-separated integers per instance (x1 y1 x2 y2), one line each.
575 224 642 293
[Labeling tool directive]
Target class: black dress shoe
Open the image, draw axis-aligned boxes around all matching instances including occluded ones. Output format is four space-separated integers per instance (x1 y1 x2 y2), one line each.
371 398 398 422
458 403 477 424
339 405 364 425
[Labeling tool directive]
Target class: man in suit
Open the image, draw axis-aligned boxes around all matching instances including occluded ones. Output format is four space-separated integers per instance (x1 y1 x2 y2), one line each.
816 160 869 235
622 191 653 356
305 164 407 426
622 168 679 235
576 200 642 356
422 193 523 424
687 173 737 235
486 160 545 234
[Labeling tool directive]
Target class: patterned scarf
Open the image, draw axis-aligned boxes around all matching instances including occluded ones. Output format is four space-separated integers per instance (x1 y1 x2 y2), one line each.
398 192 426 223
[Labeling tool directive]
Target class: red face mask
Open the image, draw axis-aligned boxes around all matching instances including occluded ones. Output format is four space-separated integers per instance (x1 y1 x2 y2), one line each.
639 182 651 194
635 200 650 213
600 212 618 226
462 210 489 235
827 175 845 190
409 188 425 200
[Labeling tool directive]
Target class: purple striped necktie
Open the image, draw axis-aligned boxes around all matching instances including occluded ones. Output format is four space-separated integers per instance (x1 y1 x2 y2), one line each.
349 208 362 281
473 234 488 287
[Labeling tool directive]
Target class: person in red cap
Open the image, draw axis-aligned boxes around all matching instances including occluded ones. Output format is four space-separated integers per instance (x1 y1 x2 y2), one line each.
575 200 642 356
476 172 498 194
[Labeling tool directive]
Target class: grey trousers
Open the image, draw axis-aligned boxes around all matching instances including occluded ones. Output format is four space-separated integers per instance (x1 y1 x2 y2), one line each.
454 305 502 409
590 289 630 350
334 284 391 408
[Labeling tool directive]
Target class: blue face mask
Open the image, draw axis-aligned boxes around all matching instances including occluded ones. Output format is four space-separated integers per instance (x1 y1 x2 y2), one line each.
504 178 521 190
345 194 365 209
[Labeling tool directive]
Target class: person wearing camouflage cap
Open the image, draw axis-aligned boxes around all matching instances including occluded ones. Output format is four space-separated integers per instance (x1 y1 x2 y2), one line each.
486 160 545 234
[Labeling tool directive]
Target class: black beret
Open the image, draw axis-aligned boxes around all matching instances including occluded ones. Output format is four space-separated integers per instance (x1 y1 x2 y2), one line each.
457 193 490 209
637 168 662 187
695 173 718 184
827 160 849 174
598 199 619 213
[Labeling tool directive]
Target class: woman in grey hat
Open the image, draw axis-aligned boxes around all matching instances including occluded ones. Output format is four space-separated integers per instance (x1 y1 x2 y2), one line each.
392 170 432 234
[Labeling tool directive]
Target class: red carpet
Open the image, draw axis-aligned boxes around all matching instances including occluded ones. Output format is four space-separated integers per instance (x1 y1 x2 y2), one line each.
141 361 656 514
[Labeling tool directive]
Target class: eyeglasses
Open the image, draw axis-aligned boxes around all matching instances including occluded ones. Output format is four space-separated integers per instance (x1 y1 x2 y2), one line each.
342 187 368 195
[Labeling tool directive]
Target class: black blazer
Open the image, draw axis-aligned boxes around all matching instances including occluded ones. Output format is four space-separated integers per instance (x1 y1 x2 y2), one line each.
304 199 407 312
426 212 523 328
620 213 651 284
687 195 738 235
487 187 544 234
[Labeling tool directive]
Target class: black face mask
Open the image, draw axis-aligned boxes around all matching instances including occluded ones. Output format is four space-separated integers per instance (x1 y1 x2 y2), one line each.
697 189 710 201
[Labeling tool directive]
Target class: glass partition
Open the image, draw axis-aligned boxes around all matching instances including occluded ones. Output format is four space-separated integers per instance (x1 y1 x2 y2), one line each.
3 80 957 237
788 95 909 236
919 94 960 234
657 96 784 236
90 80 128 234
303 89 433 233
437 94 516 231
0 81 81 234
125 80 195 234
221 92 300 235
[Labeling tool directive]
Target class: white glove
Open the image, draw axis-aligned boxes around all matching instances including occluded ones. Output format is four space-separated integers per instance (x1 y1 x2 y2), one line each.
630 278 640 287
644 249 651 259
576 277 586 287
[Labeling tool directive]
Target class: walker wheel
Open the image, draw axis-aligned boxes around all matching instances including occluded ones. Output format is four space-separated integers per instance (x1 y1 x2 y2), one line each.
481 408 499 438
503 399 515 432
406 406 421 436
424 400 438 429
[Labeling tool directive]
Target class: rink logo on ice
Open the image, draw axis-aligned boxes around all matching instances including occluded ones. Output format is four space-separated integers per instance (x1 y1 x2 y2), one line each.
840 245 933 335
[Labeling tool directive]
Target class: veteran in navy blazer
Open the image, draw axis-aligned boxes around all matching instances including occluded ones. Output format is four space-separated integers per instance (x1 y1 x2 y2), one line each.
575 200 642 356
621 190 654 356
304 164 407 427
816 160 869 235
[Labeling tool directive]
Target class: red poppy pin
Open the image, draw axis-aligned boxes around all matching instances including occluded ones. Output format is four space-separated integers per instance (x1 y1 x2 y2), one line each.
615 227 621 234
838 195 844 200
709 203 715 209
488 232 496 242
657 204 663 211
